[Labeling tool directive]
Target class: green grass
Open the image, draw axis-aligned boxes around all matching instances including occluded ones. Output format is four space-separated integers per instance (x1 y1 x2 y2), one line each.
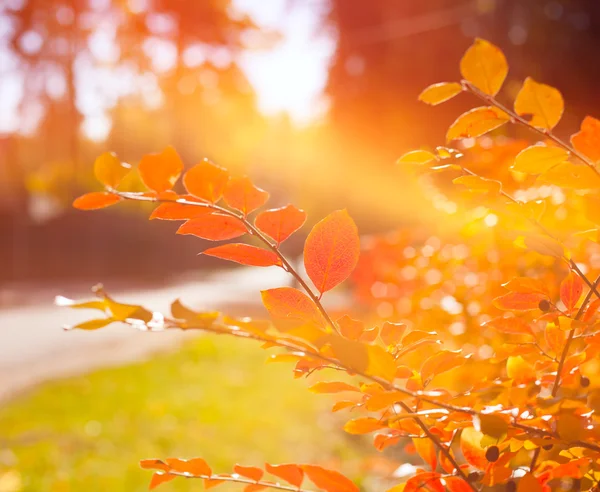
0 336 360 491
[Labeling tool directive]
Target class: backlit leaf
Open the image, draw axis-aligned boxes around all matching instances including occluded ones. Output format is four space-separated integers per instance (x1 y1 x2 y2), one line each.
337 315 364 340
73 192 122 210
184 159 229 203
420 350 463 383
261 287 325 331
571 116 600 163
265 464 303 488
70 318 115 330
202 244 281 267
460 38 508 96
396 150 437 166
493 292 546 311
453 175 501 194
404 472 444 492
166 458 212 476
517 473 543 492
366 344 397 382
170 299 219 328
418 82 462 105
150 201 211 220
254 205 307 245
223 177 269 216
309 382 359 394
446 106 509 142
380 321 407 346
476 413 509 439
149 472 175 490
521 234 565 258
538 162 600 189
94 152 131 189
512 145 569 174
343 417 385 435
444 476 472 492
301 464 359 492
138 146 183 193
483 316 534 336
460 427 488 469
501 277 549 296
176 213 247 241
304 210 360 294
233 464 263 482
413 438 437 471
514 77 564 130
506 355 534 382
560 271 583 311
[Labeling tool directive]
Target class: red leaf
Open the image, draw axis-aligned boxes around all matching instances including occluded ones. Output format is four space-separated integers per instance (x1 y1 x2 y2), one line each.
150 202 211 220
560 271 583 311
265 463 304 488
254 204 307 245
223 177 269 216
184 159 229 203
445 476 473 492
571 116 600 163
337 315 364 340
177 213 247 241
301 464 359 492
233 464 263 482
460 427 488 470
404 471 444 492
149 472 175 490
73 192 122 210
261 287 325 330
138 146 183 193
303 210 360 294
483 316 534 336
493 292 546 311
202 244 281 267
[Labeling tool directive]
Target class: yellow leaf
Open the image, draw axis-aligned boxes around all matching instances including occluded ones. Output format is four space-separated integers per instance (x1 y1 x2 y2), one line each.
512 145 569 174
453 175 501 194
366 344 397 382
446 106 509 142
418 82 462 105
343 417 385 435
94 151 131 189
460 38 508 96
506 355 534 382
519 234 565 258
396 150 437 166
538 162 600 189
514 77 564 130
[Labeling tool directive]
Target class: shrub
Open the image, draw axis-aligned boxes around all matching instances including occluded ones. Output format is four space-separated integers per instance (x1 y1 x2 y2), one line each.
63 39 600 491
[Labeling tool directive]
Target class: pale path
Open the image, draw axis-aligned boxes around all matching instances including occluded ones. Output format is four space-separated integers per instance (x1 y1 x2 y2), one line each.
0 267 294 403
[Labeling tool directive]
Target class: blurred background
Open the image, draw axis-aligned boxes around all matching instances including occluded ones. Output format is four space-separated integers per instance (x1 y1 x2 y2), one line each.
2 1 600 490
2 0 600 286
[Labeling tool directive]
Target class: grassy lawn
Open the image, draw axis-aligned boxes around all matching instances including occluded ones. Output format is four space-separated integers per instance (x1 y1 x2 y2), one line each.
0 336 361 491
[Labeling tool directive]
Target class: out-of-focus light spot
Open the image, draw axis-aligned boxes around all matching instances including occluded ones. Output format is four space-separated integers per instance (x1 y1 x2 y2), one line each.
370 281 388 299
440 295 463 315
509 25 528 45
425 268 442 285
19 100 44 136
89 28 120 63
449 321 465 336
89 0 110 11
452 244 469 260
479 136 493 149
554 207 567 221
415 256 429 269
484 213 498 227
183 44 207 67
401 265 417 280
5 0 25 10
396 298 412 315
146 13 176 35
570 12 590 30
82 113 111 142
143 37 177 73
377 302 394 318
199 69 219 90
19 30 43 55
476 0 496 13
544 1 563 20
419 298 433 310
464 272 478 287
210 47 233 69
345 54 365 76
467 301 481 316
84 420 103 437
51 36 70 56
575 262 588 275
202 89 221 106
461 138 476 149
421 245 435 257
128 0 148 14
177 75 197 95
56 6 74 25
478 344 494 359
425 236 441 250
461 17 479 37
403 246 416 259
46 71 66 99
551 187 565 205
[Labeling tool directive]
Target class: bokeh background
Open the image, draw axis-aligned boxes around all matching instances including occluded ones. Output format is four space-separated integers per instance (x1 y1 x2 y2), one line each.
1 1 600 490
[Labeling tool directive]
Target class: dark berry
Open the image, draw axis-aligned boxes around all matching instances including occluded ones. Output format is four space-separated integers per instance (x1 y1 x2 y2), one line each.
506 480 517 492
580 375 591 388
542 443 553 451
485 445 500 462
467 471 481 482
539 299 551 312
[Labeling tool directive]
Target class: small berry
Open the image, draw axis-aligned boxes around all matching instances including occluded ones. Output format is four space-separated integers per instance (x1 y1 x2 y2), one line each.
467 471 481 482
506 480 517 492
542 443 553 451
538 299 551 312
580 375 591 388
485 445 500 462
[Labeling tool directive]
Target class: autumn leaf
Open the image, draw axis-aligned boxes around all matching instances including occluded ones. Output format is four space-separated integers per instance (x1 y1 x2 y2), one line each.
460 427 488 470
514 77 564 130
396 150 437 166
301 464 359 492
446 106 509 142
176 213 247 241
166 458 212 476
453 175 501 194
150 201 211 220
512 145 569 174
483 317 534 337
138 146 183 193
380 321 407 346
420 350 464 383
233 464 263 481
418 82 462 105
560 271 583 311
413 437 437 471
460 38 508 96
94 152 131 189
337 315 364 340
309 381 359 394
501 277 550 296
571 116 600 163
538 162 600 189
343 417 385 435
265 464 304 488
520 234 565 258
506 355 534 382
183 159 229 203
493 292 547 311
261 287 326 331
223 177 269 216
254 205 307 245
517 472 543 492
73 192 122 210
202 244 281 267
304 210 360 294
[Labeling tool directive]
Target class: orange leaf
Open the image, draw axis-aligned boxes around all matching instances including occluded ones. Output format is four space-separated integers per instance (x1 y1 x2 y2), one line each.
301 464 359 492
150 202 211 220
337 315 364 340
138 146 183 193
234 464 263 482
483 317 534 336
309 381 359 394
184 159 229 203
223 177 269 216
202 244 281 267
343 417 385 435
73 192 122 210
304 209 360 294
445 476 472 492
583 297 600 322
94 151 131 189
493 292 546 311
265 464 304 488
149 472 175 490
254 205 307 245
517 472 543 492
460 38 507 96
364 390 406 411
261 287 325 331
140 459 169 472
560 271 583 311
571 116 600 163
420 350 463 383
165 458 212 476
446 106 509 142
413 437 437 471
380 321 407 346
176 213 247 241
460 427 488 470
404 471 444 492
502 277 549 296
418 82 462 105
